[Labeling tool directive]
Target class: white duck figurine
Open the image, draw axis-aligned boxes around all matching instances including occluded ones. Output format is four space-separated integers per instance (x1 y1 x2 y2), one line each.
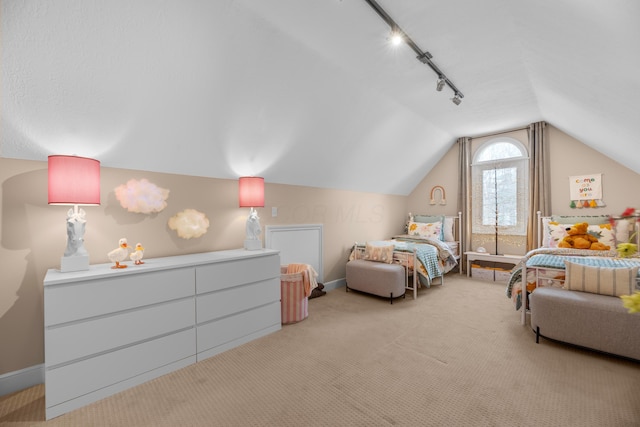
108 238 130 269
130 243 145 265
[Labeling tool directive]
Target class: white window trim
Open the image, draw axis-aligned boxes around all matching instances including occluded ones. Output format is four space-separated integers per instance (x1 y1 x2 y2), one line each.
471 137 529 236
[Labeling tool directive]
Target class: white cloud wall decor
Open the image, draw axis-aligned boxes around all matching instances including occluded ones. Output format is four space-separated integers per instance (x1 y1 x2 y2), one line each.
168 209 210 239
115 178 170 214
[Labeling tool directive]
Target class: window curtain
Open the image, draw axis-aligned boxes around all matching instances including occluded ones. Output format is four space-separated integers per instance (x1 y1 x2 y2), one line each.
527 121 550 250
457 136 472 273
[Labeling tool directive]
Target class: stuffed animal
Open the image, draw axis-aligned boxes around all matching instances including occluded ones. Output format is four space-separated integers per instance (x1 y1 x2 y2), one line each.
557 222 610 250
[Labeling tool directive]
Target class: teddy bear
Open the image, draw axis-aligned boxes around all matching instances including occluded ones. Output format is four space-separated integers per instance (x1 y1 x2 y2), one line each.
557 222 610 250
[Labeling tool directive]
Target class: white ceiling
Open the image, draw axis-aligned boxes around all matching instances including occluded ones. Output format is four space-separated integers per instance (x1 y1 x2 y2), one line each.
2 0 639 195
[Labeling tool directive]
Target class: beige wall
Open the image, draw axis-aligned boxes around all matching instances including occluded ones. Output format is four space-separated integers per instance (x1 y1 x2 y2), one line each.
408 124 640 254
0 157 407 375
3 123 640 379
546 125 640 215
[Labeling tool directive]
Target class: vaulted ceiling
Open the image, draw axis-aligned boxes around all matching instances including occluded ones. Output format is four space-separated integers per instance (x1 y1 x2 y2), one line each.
2 0 639 195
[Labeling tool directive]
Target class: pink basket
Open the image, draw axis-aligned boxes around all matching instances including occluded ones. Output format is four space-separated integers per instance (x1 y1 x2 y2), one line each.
280 266 309 324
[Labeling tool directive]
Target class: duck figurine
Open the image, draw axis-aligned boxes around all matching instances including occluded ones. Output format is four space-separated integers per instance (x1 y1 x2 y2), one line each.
130 243 145 265
108 238 130 269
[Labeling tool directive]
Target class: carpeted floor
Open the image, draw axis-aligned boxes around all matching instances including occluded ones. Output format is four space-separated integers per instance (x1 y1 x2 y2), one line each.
2 275 640 426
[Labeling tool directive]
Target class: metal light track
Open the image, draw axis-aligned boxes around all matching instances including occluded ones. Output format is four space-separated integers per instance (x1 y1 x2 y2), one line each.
362 0 464 99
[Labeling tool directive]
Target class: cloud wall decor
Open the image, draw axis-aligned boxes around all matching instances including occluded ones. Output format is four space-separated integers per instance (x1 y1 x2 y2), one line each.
115 178 170 214
168 209 210 239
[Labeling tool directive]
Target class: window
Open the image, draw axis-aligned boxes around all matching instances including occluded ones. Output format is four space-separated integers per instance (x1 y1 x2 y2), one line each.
472 138 529 236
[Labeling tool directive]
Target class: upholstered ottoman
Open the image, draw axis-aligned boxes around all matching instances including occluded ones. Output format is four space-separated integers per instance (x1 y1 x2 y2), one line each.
346 259 405 303
530 286 640 361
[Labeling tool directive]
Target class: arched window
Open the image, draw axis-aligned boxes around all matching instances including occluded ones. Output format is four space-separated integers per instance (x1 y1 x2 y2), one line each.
471 137 529 245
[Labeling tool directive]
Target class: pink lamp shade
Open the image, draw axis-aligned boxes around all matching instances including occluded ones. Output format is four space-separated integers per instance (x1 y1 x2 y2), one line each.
48 155 101 205
238 177 264 208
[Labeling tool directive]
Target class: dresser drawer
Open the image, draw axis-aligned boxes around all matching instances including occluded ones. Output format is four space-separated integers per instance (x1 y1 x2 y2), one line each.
45 268 195 326
196 278 279 324
46 297 195 366
46 328 195 408
196 302 281 356
195 254 279 294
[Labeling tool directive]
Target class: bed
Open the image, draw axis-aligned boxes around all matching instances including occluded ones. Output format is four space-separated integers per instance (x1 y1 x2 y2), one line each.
349 213 461 298
506 212 640 324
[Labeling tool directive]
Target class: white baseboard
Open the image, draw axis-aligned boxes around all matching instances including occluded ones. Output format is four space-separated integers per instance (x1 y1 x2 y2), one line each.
0 364 44 397
323 278 345 291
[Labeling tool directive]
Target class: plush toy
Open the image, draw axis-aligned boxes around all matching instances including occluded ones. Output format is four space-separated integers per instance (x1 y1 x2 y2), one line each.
557 222 610 250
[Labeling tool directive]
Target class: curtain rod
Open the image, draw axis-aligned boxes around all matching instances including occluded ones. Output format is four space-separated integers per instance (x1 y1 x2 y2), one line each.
469 125 531 140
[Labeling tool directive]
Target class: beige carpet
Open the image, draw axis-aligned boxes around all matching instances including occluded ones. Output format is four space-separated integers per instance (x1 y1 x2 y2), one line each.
2 275 640 426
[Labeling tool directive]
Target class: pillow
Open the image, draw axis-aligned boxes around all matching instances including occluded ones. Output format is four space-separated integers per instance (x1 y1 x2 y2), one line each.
407 221 442 240
546 222 572 247
546 222 616 249
413 215 445 240
541 217 552 248
443 217 455 242
363 243 395 264
614 218 630 244
564 261 638 296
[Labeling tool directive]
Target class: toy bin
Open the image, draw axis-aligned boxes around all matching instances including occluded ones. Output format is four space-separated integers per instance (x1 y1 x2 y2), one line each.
280 266 309 324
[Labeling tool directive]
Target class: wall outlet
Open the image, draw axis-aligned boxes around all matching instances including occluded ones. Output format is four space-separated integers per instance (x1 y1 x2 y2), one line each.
272 207 278 217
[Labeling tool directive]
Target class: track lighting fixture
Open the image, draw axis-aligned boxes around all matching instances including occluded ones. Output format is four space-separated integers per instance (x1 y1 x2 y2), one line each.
363 0 464 102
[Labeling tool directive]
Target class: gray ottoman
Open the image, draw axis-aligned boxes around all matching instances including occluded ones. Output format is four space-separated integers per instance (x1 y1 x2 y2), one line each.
530 286 640 361
346 259 406 303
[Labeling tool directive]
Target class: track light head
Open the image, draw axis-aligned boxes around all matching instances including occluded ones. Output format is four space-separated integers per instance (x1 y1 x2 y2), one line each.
416 52 433 63
451 93 462 105
389 29 403 46
436 77 445 92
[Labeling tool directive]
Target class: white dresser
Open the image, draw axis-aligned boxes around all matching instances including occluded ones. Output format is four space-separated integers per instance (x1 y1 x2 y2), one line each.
44 249 280 420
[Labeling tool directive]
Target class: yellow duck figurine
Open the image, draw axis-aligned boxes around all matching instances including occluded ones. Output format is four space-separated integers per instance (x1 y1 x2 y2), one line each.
130 243 145 265
108 238 130 269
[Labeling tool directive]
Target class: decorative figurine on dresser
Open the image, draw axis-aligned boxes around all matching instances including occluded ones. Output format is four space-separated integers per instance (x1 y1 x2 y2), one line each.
108 237 130 268
130 242 145 265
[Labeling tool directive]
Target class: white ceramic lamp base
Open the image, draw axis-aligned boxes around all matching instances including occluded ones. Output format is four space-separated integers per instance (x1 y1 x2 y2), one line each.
244 239 262 251
60 255 90 272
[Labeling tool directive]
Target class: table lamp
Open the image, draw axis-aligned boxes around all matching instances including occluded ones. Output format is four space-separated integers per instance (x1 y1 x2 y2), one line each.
48 155 101 272
239 176 264 250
